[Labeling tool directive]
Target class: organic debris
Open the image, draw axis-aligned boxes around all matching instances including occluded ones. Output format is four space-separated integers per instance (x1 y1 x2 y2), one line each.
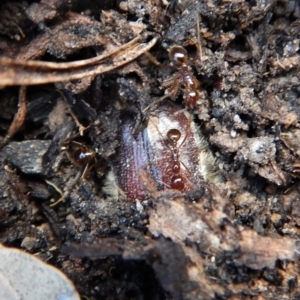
0 0 300 299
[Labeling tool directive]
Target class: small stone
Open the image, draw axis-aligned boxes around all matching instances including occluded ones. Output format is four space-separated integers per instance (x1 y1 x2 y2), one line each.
2 140 51 175
230 129 237 138
21 237 38 251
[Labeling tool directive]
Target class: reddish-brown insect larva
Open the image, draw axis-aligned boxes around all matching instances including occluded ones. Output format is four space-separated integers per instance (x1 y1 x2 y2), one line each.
108 101 218 201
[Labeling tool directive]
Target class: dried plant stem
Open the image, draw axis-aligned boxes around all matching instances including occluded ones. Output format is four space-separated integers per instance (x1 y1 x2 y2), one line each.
0 36 158 86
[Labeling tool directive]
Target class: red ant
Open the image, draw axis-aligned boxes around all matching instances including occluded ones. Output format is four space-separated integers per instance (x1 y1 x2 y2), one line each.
161 45 201 109
162 15 203 108
149 111 193 192
143 15 203 111
164 128 187 190
144 45 201 111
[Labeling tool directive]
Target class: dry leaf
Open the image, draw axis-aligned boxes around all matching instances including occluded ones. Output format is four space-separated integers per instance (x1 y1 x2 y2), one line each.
0 244 79 300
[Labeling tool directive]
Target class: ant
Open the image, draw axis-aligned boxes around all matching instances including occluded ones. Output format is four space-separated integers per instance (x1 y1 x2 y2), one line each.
161 45 201 109
61 137 96 179
149 111 193 191
145 15 204 110
144 44 202 111
164 128 187 190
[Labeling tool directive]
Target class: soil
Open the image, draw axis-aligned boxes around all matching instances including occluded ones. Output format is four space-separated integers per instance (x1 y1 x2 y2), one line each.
0 0 300 299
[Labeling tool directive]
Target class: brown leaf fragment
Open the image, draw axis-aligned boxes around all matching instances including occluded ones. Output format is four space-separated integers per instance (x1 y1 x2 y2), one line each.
239 229 297 269
281 129 300 156
257 163 286 185
260 93 298 127
147 188 300 298
17 12 107 61
210 133 245 153
148 194 238 255
26 2 58 24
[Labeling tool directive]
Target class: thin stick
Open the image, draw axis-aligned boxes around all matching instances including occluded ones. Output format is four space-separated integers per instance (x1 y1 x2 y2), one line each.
57 89 88 136
2 86 27 146
197 13 203 62
0 36 158 86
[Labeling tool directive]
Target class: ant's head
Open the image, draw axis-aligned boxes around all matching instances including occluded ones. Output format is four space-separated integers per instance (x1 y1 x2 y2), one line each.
169 46 188 66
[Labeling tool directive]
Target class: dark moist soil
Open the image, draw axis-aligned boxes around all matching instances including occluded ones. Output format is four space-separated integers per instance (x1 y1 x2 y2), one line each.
1 0 300 299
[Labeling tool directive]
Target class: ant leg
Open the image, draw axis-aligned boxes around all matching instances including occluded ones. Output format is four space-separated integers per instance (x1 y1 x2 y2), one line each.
177 160 195 191
61 126 91 149
180 161 192 177
177 113 193 149
142 75 179 113
143 75 181 113
144 51 163 66
57 90 90 136
148 118 175 154
143 51 172 69
61 139 82 149
147 119 177 188
161 75 180 100
81 163 90 180
177 114 197 187
161 75 176 89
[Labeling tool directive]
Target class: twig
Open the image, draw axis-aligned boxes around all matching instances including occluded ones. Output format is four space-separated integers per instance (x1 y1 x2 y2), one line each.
0 36 158 86
2 86 27 146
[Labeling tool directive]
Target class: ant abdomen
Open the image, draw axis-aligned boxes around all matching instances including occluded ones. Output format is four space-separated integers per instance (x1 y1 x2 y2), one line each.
171 174 184 190
184 90 199 108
